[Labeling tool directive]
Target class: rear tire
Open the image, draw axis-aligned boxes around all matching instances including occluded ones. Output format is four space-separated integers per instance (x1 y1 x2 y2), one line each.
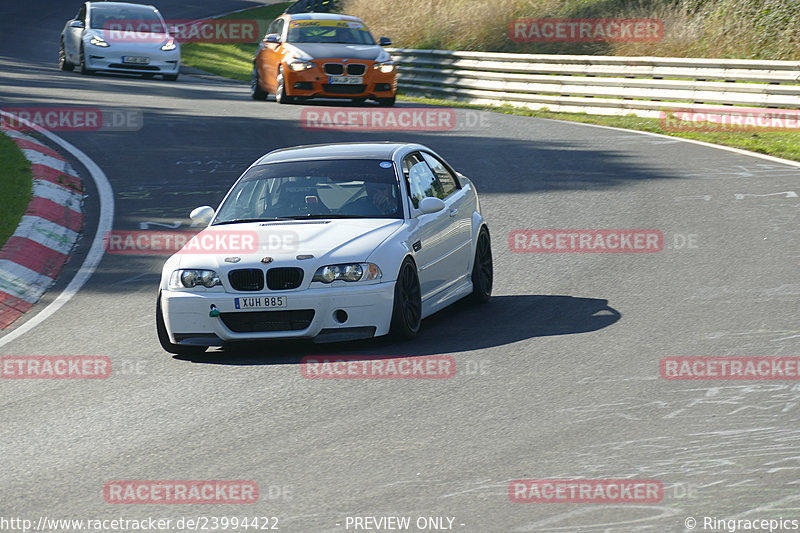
470 227 492 303
156 292 207 356
250 65 268 100
377 96 396 106
389 258 422 340
275 66 294 104
59 40 75 71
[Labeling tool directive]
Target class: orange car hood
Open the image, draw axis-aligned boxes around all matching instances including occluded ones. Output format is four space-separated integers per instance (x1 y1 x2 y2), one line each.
285 42 386 61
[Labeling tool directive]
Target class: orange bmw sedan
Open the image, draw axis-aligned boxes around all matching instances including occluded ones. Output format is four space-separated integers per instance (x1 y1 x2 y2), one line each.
250 13 397 106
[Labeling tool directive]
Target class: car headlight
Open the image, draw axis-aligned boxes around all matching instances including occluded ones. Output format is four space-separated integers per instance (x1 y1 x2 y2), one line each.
161 38 177 51
312 263 381 284
288 59 314 72
89 36 109 47
169 269 221 289
373 61 395 73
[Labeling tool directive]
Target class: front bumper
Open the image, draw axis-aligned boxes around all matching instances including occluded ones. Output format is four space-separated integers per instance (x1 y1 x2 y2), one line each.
162 281 396 345
84 45 180 75
284 62 397 99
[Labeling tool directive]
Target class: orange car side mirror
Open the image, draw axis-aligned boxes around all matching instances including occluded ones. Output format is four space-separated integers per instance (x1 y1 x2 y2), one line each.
264 33 281 44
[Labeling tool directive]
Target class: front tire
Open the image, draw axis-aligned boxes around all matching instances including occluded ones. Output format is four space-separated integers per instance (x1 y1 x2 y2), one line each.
275 66 294 104
162 73 178 81
79 45 94 75
377 96 396 107
470 227 492 303
250 65 268 100
156 292 207 356
59 40 74 71
389 258 422 339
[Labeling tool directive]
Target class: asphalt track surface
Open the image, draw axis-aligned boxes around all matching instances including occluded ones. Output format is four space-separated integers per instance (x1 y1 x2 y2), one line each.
3 1 800 532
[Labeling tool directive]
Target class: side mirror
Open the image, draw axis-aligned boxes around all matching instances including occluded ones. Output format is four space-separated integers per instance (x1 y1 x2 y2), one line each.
264 33 281 44
190 206 215 225
378 36 392 47
70 20 85 28
418 197 445 215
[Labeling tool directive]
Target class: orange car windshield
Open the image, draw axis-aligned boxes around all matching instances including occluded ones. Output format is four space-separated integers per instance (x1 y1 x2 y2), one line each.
287 23 375 45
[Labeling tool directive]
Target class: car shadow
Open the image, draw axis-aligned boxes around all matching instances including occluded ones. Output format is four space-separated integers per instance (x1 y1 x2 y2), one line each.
173 294 620 366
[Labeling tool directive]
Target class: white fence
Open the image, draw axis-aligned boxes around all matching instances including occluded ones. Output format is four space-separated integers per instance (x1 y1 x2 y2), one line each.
387 48 800 117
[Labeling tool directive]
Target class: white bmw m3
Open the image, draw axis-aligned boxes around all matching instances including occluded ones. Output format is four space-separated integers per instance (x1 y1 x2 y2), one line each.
156 142 492 355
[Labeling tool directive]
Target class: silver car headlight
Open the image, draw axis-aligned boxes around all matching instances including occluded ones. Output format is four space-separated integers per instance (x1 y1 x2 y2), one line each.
288 59 314 72
312 263 381 284
169 269 221 289
161 38 177 51
89 36 109 47
373 61 395 73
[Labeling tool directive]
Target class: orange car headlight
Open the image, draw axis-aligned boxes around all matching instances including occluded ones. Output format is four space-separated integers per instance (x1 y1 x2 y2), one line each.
373 61 395 73
288 60 315 72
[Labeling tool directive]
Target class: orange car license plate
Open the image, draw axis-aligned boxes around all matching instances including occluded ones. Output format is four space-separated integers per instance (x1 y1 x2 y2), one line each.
328 76 363 85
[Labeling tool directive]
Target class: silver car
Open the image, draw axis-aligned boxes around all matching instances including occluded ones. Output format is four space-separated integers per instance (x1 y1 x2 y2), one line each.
59 1 180 80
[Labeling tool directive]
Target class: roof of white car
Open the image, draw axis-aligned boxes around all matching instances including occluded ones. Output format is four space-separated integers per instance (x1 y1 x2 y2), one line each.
88 2 157 9
255 142 425 164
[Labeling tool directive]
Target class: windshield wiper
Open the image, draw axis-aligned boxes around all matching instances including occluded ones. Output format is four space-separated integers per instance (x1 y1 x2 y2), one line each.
212 217 294 225
279 214 372 220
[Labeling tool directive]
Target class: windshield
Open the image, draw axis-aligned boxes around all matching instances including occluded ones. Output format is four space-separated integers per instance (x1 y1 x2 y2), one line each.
287 20 375 44
214 159 402 223
90 6 165 31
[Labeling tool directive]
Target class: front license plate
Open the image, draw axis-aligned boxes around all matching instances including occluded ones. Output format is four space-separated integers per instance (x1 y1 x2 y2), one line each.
234 296 287 310
328 76 363 85
122 56 150 64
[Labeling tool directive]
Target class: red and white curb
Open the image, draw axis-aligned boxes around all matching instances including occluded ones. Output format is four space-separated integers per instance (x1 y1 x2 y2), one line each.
0 125 84 329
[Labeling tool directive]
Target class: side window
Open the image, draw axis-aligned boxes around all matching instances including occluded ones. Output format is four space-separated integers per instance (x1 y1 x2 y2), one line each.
267 18 284 38
421 152 459 197
403 153 443 209
76 5 86 22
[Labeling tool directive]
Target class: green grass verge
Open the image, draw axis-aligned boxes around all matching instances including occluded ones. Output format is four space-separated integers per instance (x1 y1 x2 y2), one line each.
179 3 800 164
401 95 800 163
0 132 33 249
180 4 291 81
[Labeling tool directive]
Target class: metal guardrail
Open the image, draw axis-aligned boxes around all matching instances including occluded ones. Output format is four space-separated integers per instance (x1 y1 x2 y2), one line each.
387 48 800 117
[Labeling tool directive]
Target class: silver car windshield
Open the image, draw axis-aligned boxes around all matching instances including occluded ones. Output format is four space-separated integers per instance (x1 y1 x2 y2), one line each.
214 159 402 223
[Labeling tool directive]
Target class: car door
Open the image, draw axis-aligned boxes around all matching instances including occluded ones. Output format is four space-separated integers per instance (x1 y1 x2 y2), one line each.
402 152 465 301
259 17 285 91
420 151 473 281
64 4 87 62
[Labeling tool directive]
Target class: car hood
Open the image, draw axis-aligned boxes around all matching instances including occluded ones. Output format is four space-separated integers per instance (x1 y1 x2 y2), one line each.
173 218 403 269
286 42 388 61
